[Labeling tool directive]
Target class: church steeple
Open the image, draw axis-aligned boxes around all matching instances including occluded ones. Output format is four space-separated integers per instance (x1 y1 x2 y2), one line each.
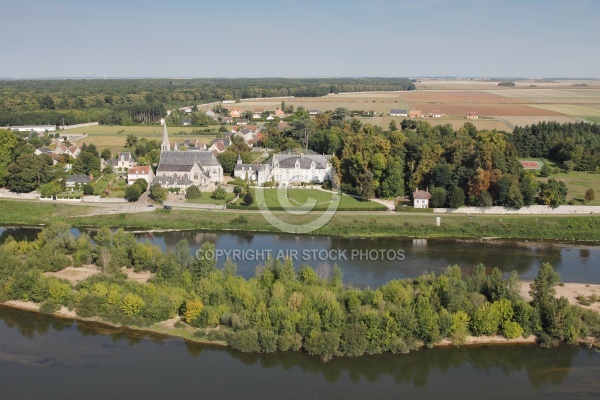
161 118 170 151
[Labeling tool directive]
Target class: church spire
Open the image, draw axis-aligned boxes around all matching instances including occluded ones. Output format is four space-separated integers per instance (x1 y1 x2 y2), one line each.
161 118 170 151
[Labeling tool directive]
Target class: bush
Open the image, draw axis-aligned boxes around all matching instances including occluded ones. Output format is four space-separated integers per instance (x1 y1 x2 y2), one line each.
228 329 261 353
186 185 202 199
233 185 243 195
83 184 94 195
258 330 278 353
243 192 254 205
134 178 148 192
124 185 142 201
39 299 60 314
212 186 226 200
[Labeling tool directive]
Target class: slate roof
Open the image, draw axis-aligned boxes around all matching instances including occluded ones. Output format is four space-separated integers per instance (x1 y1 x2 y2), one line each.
390 109 408 115
272 154 329 169
66 174 91 184
119 152 131 161
234 163 270 172
158 150 221 168
152 175 193 186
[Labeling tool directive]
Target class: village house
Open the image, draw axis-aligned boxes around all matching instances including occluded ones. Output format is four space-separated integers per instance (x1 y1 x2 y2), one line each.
466 112 478 120
412 189 431 208
108 152 134 172
233 155 272 185
65 174 91 189
128 165 154 185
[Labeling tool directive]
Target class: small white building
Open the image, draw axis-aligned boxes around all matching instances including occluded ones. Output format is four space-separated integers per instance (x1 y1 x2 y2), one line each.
128 166 154 185
412 189 431 208
233 155 271 185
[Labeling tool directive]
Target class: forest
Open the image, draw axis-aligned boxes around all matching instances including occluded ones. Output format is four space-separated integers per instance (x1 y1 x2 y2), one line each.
261 111 565 207
1 223 598 358
0 78 415 126
510 121 600 171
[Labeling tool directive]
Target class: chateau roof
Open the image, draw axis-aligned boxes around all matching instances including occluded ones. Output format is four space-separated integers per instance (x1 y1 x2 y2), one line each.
272 153 329 169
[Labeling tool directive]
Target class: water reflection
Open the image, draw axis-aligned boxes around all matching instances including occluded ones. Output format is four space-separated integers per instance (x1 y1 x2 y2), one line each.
1 306 599 399
2 226 600 285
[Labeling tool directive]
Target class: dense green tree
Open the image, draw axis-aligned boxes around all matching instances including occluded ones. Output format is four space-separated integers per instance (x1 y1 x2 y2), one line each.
185 185 201 199
538 179 568 206
124 185 142 201
7 154 54 193
150 183 168 203
243 192 254 205
446 186 465 208
585 188 595 203
429 187 447 208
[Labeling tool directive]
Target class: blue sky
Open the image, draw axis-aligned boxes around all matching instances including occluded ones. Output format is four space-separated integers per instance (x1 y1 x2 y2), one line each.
2 0 598 78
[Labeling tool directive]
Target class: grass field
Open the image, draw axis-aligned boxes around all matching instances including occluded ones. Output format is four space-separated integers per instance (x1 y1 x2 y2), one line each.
186 192 236 205
2 199 600 241
537 171 600 205
62 125 218 151
233 188 387 211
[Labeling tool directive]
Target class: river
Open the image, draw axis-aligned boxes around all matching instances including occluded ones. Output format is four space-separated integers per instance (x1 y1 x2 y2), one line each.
1 226 599 286
1 306 599 399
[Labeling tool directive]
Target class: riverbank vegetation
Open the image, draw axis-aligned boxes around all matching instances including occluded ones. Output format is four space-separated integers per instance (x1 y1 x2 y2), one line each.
2 199 600 241
1 223 598 358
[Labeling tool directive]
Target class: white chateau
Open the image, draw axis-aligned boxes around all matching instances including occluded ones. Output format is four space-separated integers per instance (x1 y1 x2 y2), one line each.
234 152 333 187
153 119 223 190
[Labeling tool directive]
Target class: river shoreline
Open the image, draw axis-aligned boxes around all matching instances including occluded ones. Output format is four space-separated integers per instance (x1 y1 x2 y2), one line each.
4 287 598 357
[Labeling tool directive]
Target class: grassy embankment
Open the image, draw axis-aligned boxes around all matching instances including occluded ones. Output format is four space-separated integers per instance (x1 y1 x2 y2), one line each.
2 199 600 241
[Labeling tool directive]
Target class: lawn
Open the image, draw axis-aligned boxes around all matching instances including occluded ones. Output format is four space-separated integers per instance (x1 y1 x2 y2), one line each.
186 192 236 205
92 173 117 195
537 171 600 205
232 188 387 211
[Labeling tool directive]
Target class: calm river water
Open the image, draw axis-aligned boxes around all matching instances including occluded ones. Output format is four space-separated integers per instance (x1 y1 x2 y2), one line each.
1 226 599 286
1 306 599 400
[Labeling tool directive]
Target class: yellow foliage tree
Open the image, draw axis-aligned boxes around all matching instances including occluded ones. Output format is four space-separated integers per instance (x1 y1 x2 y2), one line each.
183 298 204 323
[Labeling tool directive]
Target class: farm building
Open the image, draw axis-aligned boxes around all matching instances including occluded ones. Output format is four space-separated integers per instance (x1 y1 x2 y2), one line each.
466 112 478 120
429 110 443 118
11 125 56 133
309 109 319 115
390 109 408 117
412 189 431 208
409 110 421 117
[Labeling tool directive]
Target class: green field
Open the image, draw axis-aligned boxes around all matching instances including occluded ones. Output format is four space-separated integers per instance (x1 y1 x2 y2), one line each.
63 125 219 151
186 192 236 205
538 171 600 205
232 188 388 211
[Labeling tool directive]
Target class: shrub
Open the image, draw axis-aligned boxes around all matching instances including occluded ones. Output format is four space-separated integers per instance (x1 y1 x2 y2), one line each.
502 320 525 339
212 186 226 200
233 185 243 195
83 184 94 195
243 192 254 205
124 185 142 201
40 299 60 314
228 329 261 353
185 185 202 199
258 330 278 353
120 293 145 316
134 178 148 192
182 298 204 323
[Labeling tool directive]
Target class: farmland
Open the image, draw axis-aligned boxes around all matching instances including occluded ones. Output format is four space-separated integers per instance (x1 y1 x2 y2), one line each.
196 79 600 131
61 124 217 151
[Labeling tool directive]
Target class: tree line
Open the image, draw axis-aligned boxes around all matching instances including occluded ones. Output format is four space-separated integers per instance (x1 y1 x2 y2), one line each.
0 223 598 358
510 121 600 171
0 78 415 126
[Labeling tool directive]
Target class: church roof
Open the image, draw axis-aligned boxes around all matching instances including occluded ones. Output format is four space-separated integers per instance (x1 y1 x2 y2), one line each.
158 150 221 167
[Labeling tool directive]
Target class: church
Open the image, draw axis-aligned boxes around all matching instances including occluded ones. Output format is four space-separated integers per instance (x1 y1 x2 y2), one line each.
152 119 223 190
